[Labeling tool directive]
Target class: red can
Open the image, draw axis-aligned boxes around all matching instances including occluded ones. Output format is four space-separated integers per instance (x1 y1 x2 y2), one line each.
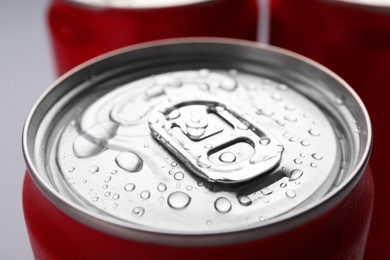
270 2 390 258
48 0 259 75
23 39 373 259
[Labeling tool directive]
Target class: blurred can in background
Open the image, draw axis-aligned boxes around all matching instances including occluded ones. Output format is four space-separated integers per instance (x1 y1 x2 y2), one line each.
270 1 390 259
48 0 259 75
23 39 373 260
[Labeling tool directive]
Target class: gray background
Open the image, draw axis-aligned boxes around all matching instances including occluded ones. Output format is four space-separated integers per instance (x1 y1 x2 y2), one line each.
0 0 52 258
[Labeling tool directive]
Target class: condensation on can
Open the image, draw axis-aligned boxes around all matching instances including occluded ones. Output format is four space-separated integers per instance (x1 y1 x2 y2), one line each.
23 39 373 259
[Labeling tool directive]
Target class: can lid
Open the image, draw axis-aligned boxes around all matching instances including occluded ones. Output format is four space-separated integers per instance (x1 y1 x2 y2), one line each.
24 39 371 245
66 0 212 9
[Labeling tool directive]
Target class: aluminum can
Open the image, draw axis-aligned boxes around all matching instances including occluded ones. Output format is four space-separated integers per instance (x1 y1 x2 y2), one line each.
23 39 373 259
48 0 259 75
270 1 390 258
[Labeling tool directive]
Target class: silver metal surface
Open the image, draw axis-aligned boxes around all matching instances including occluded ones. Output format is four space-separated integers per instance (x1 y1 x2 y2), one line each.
149 96 284 183
23 39 371 245
327 0 390 12
67 0 211 9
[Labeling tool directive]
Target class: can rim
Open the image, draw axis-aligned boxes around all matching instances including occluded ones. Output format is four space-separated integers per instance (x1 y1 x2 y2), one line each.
23 37 372 246
64 0 221 10
325 0 390 12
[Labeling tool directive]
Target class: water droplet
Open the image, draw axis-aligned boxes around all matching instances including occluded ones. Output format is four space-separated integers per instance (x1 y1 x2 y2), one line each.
310 162 318 168
278 84 288 90
187 127 206 139
148 116 159 124
168 109 180 120
219 152 237 163
115 152 143 173
206 220 213 226
89 166 99 174
214 197 232 213
276 120 285 127
168 170 174 175
284 104 296 111
156 75 181 88
92 196 99 202
289 169 303 181
300 153 306 158
219 78 237 91
215 106 225 112
113 194 120 200
260 187 273 195
68 167 75 172
144 144 149 148
186 185 193 191
199 69 210 77
111 170 117 175
104 176 112 183
103 184 108 189
197 160 211 168
336 96 346 105
112 203 118 208
237 123 248 130
284 115 298 122
286 190 296 198
294 158 302 164
73 121 117 158
312 153 323 160
73 134 105 158
271 93 283 101
174 171 184 180
229 69 238 76
280 182 287 188
259 137 271 146
300 140 310 146
256 108 274 117
238 195 252 206
308 129 321 136
259 216 265 221
124 183 135 192
204 144 213 149
140 190 151 199
167 191 191 210
83 180 87 184
171 161 178 167
145 86 165 100
104 191 111 197
197 182 204 187
157 183 167 192
132 207 145 218
289 136 299 142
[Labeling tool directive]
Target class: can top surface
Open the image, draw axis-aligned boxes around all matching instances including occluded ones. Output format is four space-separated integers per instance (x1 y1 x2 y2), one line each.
23 39 371 245
66 0 213 9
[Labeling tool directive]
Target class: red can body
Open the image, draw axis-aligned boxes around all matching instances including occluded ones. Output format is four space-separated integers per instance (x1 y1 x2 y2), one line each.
48 0 259 75
270 2 390 258
23 169 374 260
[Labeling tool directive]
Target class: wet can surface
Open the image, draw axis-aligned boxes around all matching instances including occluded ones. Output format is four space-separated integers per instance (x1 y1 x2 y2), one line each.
23 39 373 259
270 1 389 258
48 0 259 75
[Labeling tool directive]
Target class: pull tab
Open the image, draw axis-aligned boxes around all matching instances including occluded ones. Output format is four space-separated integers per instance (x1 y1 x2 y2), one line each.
149 97 284 183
